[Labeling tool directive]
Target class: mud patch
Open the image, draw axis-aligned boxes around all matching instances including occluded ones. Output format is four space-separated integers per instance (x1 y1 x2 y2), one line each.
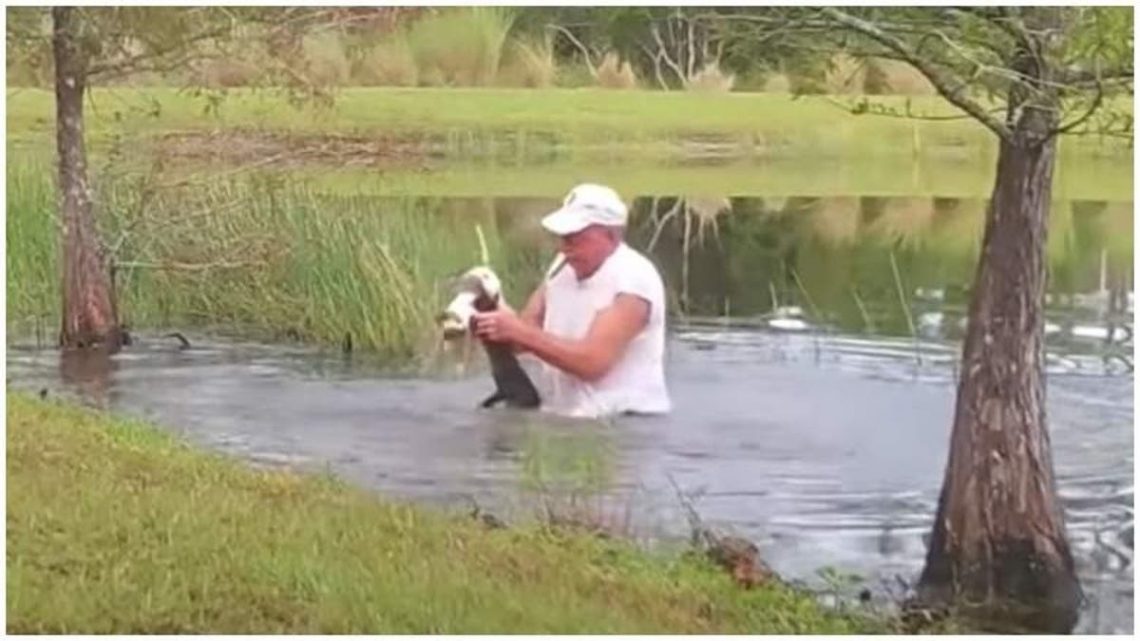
156 130 446 169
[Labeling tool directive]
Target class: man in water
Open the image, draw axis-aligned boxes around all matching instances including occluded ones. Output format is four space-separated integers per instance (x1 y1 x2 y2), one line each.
472 183 671 418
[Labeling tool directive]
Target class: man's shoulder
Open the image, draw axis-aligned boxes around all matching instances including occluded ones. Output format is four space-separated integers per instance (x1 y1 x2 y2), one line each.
616 243 664 280
613 242 648 266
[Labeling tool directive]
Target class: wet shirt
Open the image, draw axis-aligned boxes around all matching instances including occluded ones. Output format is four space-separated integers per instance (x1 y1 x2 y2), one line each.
539 243 671 418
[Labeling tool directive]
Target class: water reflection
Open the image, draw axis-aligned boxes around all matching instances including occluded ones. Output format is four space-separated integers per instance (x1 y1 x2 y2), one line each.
58 348 120 409
629 195 1131 323
457 193 1134 368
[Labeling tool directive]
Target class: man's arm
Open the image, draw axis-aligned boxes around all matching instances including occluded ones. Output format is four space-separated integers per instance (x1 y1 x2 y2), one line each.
500 285 545 355
518 284 546 329
485 294 649 382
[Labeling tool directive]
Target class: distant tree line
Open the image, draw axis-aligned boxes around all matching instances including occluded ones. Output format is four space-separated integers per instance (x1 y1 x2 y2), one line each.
8 7 936 94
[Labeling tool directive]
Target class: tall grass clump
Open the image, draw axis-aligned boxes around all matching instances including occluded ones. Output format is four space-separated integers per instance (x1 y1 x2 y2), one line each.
498 35 557 88
355 35 419 87
405 7 516 87
6 160 59 339
108 177 523 358
595 53 639 89
302 30 352 87
6 162 552 359
684 62 736 93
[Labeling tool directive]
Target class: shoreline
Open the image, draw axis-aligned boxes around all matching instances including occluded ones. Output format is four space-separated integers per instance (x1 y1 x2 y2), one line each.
8 87 1131 164
7 391 899 633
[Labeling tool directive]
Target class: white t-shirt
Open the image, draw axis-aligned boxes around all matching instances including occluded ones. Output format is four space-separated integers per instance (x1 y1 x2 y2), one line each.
538 242 671 418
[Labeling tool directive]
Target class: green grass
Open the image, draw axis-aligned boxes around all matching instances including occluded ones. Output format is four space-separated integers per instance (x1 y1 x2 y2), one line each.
7 87 1132 161
6 392 887 633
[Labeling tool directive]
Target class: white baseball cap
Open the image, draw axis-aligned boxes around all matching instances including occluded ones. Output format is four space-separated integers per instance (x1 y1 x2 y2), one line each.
540 183 628 236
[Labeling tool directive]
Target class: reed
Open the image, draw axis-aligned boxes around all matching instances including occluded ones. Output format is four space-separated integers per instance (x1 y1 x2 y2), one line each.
6 166 545 359
6 161 59 340
849 286 875 333
887 250 923 367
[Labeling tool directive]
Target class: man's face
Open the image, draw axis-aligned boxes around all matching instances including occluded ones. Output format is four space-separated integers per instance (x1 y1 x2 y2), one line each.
559 224 619 279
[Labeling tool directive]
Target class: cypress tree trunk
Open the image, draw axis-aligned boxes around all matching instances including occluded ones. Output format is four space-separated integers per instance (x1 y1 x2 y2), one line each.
53 7 123 351
916 90 1081 631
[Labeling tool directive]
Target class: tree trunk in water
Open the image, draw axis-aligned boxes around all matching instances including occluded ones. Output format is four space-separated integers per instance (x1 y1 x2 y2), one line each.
53 7 123 351
916 110 1080 630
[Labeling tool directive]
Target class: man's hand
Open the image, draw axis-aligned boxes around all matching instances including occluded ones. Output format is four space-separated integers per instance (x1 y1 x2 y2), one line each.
473 308 529 344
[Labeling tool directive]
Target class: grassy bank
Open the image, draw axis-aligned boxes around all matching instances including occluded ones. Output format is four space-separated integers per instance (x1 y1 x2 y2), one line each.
7 392 885 633
7 87 1132 161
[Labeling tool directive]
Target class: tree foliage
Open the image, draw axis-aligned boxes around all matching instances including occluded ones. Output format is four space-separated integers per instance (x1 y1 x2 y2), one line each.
801 7 1131 140
6 7 381 101
513 7 833 90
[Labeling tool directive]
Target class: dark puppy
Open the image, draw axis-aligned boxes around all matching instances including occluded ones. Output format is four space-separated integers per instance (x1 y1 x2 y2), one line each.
438 266 541 410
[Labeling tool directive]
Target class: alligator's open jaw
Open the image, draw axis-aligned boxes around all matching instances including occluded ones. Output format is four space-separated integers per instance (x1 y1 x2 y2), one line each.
438 291 479 340
438 314 467 340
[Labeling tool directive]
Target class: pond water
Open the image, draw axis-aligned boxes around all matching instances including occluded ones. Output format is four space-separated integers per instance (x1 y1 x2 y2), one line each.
7 319 1133 632
6 162 1134 633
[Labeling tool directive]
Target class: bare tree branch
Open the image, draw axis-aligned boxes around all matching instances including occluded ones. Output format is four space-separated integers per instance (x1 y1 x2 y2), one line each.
1061 127 1133 141
86 17 236 78
637 42 670 90
821 7 1014 142
93 48 226 80
1050 67 1107 138
91 7 391 81
823 95 1008 122
651 22 688 86
546 24 598 77
1057 68 1134 87
687 12 697 80
922 29 1025 89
